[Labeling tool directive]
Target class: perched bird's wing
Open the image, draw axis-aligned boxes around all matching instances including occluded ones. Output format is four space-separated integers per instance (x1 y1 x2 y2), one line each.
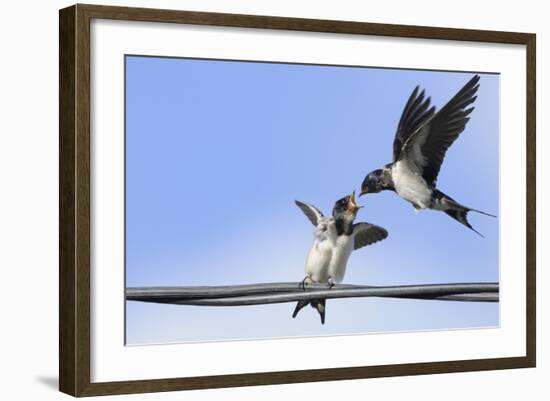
398 75 481 186
295 200 324 226
392 86 436 162
352 223 388 250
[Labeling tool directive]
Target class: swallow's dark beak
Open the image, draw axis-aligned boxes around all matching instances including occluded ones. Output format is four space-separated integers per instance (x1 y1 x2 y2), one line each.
359 186 369 197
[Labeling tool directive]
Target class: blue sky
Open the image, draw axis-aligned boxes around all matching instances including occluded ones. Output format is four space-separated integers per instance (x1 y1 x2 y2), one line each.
125 55 499 345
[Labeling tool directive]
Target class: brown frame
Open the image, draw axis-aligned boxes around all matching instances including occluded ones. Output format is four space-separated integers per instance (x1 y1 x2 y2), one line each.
59 3 536 397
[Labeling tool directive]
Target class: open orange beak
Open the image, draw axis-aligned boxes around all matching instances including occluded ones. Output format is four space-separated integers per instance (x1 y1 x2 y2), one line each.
347 191 363 214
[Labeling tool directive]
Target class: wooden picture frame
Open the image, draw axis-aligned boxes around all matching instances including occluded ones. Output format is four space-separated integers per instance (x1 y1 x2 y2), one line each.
59 3 536 397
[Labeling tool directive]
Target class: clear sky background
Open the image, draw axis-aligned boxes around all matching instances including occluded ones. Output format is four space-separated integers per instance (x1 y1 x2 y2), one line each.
125 55 499 345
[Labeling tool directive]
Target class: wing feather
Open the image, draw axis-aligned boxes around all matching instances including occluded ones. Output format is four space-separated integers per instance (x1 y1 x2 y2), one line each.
352 223 388 250
393 88 436 161
295 200 324 226
398 75 480 186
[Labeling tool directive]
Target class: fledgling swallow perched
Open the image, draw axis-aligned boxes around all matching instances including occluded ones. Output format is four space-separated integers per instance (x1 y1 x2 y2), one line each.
293 192 388 324
359 75 495 236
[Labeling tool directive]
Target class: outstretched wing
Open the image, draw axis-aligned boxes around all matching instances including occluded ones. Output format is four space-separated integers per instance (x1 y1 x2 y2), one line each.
352 223 388 250
295 200 324 226
392 86 436 162
397 75 480 186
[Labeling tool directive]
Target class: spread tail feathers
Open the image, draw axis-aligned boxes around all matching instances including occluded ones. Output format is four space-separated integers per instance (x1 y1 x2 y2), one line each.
444 208 496 237
434 190 496 237
292 300 309 318
292 299 326 324
311 299 326 324
444 209 483 237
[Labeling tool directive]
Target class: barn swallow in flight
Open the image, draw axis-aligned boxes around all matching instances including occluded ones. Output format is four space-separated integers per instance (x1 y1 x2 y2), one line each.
360 75 495 236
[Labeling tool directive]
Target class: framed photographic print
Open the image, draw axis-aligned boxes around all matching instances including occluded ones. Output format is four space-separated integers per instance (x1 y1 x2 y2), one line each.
59 4 536 397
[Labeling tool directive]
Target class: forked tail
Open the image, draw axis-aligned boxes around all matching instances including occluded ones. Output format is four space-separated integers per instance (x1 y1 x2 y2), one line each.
444 207 496 237
444 210 480 236
435 190 496 237
292 299 326 324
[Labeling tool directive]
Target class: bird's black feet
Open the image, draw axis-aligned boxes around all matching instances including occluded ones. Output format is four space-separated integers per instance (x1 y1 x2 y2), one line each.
327 277 335 289
299 276 310 291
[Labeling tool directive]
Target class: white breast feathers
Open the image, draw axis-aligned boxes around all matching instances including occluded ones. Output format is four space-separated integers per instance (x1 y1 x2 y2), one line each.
392 160 432 209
